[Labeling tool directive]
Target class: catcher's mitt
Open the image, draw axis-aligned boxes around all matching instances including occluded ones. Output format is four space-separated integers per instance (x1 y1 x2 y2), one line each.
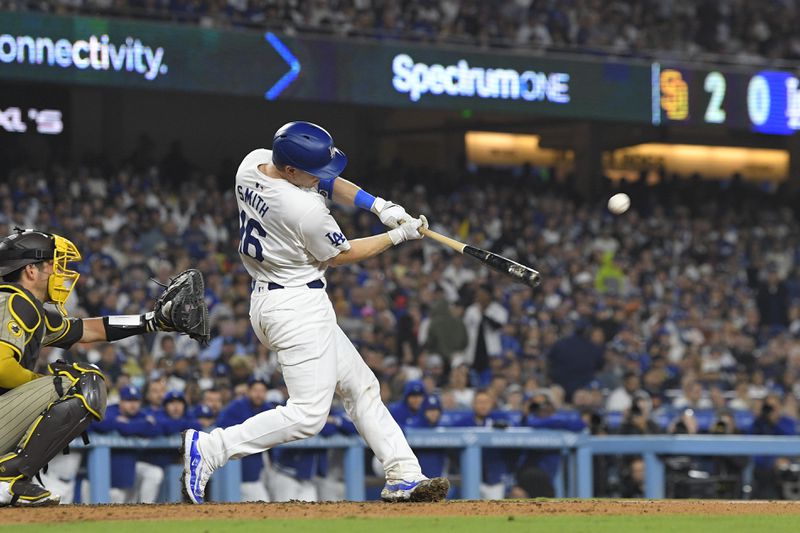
150 269 210 346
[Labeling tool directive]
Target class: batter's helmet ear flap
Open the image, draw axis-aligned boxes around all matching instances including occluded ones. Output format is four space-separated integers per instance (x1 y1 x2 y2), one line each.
271 121 348 180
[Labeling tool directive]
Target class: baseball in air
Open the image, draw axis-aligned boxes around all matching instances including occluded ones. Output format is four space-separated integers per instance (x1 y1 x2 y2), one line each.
608 193 630 214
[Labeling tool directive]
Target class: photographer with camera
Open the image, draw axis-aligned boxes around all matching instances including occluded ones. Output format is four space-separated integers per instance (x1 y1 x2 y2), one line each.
663 408 704 498
751 394 798 499
611 392 661 498
619 394 661 436
509 393 586 498
619 458 646 498
705 413 747 498
662 408 748 498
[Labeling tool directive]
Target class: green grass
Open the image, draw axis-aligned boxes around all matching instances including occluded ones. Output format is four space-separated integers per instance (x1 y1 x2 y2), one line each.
1 515 799 533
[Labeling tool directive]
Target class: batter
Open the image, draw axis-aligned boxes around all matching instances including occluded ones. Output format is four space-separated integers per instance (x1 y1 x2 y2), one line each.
182 121 449 503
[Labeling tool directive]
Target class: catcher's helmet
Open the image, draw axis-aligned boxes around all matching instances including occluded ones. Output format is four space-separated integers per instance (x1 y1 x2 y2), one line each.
0 228 81 314
271 121 347 180
0 229 55 277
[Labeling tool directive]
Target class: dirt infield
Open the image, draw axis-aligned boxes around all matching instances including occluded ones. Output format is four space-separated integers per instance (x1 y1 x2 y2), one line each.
3 500 800 524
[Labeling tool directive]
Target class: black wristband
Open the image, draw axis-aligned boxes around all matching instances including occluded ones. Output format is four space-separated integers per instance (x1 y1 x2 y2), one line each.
103 314 156 341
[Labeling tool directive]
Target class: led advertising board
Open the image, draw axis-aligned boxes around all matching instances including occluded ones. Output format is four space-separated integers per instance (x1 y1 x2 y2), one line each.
0 12 649 122
4 13 797 134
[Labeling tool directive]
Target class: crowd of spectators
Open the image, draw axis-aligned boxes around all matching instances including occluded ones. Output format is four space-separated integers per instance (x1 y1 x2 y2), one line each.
3 0 800 63
3 143 800 501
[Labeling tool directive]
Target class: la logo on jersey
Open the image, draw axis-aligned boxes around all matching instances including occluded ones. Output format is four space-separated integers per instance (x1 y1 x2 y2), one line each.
326 231 347 246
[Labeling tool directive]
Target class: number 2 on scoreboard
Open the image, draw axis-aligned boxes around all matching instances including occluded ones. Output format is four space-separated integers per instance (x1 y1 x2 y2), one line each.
704 71 727 124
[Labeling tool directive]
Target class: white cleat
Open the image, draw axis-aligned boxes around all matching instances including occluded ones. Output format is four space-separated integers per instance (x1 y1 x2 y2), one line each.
181 429 215 504
381 477 450 502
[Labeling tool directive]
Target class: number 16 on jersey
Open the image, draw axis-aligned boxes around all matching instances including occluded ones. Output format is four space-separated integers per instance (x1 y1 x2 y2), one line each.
239 210 267 261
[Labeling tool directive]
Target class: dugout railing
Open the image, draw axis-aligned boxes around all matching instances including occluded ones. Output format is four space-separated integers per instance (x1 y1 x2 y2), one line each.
74 429 800 503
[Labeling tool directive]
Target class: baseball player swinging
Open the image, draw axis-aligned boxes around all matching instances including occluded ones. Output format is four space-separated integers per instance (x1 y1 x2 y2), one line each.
0 229 209 505
182 121 450 503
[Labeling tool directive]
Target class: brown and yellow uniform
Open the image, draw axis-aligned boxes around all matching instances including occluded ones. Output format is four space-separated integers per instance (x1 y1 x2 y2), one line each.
0 283 83 453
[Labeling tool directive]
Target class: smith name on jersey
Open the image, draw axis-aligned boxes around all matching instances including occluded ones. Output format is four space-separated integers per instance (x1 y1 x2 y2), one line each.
235 149 351 287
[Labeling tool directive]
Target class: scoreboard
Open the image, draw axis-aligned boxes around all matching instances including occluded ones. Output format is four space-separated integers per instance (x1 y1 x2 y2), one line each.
653 63 800 135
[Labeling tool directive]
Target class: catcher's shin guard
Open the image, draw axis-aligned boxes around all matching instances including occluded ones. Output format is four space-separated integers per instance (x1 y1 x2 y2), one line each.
0 372 107 481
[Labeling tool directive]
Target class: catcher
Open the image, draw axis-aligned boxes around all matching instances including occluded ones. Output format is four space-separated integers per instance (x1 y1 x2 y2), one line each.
0 228 209 506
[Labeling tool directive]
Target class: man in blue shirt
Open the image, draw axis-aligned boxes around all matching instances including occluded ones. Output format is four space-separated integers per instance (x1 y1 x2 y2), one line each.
192 404 216 430
269 415 339 502
407 395 448 479
90 385 164 503
315 407 359 501
156 391 201 436
138 391 202 479
450 389 516 499
389 380 426 428
216 378 274 502
515 393 586 497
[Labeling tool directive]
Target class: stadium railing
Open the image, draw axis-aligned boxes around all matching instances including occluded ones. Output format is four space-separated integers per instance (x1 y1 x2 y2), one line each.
75 429 800 503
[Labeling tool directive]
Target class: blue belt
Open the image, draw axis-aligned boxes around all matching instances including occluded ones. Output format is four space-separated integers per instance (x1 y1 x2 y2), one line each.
267 279 324 290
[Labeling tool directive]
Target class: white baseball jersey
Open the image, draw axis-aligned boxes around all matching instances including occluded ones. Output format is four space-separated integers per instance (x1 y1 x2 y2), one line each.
195 148 426 491
235 149 351 286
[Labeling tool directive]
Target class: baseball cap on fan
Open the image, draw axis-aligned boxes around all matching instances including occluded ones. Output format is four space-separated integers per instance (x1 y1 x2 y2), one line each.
192 404 215 419
162 390 186 406
271 121 348 180
119 385 142 401
423 395 442 411
403 380 425 397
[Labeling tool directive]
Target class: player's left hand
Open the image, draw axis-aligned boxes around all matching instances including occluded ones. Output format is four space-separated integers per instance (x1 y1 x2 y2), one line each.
372 197 411 229
418 214 429 234
388 215 428 244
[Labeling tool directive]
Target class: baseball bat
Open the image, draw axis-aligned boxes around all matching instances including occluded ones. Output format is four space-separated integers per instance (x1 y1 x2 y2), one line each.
420 227 541 288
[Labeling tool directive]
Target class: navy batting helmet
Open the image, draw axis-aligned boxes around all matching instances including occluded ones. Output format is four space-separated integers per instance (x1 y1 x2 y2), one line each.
271 121 347 180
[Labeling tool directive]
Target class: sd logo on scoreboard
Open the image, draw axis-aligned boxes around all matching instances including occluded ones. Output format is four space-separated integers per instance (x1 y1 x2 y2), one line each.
659 69 689 121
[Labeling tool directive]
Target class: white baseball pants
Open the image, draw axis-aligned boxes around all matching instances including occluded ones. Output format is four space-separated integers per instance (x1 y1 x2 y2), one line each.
266 467 318 502
240 480 270 502
198 286 421 482
480 482 506 500
109 462 164 503
135 462 164 503
40 452 82 504
315 475 345 501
